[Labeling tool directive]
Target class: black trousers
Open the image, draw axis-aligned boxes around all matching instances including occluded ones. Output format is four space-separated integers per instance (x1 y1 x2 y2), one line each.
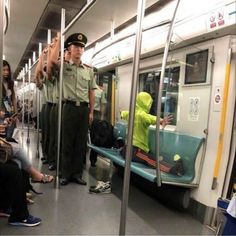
43 103 53 161
61 103 89 179
48 105 58 164
41 104 46 157
0 163 29 221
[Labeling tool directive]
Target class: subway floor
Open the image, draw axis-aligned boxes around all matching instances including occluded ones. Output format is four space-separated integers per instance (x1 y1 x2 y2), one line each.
0 128 214 235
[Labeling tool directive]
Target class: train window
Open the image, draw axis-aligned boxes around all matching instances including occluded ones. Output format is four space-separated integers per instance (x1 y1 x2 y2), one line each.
184 49 208 85
139 66 180 125
96 70 115 123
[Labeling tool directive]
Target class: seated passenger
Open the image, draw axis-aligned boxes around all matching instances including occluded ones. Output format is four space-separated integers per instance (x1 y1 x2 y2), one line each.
0 121 53 183
121 92 184 176
0 162 41 226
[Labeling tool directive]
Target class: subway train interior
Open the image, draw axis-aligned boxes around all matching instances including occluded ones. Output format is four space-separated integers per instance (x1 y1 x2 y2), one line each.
0 0 236 235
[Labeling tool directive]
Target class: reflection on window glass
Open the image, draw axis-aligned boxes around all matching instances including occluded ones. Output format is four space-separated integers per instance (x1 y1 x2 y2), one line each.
139 66 180 125
96 70 115 122
185 49 208 84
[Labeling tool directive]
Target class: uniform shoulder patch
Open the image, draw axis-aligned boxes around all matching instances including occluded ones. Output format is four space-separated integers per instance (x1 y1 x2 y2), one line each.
83 63 93 68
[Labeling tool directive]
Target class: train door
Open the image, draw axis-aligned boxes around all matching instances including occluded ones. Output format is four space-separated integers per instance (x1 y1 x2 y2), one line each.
97 69 116 123
226 102 236 199
139 66 180 125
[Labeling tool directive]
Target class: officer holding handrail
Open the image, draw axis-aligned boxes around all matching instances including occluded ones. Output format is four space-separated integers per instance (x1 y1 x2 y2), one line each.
48 33 96 186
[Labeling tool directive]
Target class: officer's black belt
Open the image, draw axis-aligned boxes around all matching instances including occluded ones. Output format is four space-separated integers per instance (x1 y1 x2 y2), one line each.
64 100 88 107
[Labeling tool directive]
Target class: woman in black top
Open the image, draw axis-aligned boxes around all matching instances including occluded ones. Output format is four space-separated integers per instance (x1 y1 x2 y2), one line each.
1 60 17 139
2 60 16 114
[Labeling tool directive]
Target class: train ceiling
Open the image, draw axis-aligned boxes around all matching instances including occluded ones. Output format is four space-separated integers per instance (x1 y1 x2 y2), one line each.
4 0 168 80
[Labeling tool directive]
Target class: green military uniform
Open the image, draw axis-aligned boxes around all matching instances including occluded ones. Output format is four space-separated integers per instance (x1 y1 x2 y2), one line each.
61 59 97 180
43 75 54 162
48 75 59 168
38 76 47 159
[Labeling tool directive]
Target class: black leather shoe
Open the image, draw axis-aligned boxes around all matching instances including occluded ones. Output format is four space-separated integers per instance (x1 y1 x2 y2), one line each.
49 164 56 171
60 178 69 186
71 177 87 185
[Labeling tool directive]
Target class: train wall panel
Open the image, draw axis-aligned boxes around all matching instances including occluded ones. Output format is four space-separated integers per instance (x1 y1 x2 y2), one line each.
116 35 235 207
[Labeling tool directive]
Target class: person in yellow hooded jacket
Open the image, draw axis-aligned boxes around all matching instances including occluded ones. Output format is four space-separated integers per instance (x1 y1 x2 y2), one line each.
121 92 184 176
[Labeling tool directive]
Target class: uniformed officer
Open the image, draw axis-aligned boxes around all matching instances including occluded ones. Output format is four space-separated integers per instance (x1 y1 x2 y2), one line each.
48 33 96 186
47 38 71 171
35 47 48 162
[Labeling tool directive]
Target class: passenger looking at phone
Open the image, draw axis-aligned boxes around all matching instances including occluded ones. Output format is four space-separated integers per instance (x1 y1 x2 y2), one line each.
121 92 184 176
0 112 54 183
1 60 17 139
2 60 16 114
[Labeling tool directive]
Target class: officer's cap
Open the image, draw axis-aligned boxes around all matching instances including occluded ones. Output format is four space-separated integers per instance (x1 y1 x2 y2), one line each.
65 33 87 48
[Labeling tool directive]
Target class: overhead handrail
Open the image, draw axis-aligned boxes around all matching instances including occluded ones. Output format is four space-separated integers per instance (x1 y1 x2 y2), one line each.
4 3 9 35
91 19 171 59
63 0 97 35
155 0 181 187
119 0 146 235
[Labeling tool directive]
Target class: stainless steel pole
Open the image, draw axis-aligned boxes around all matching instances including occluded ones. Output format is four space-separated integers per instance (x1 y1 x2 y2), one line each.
0 0 4 109
155 0 181 187
27 60 31 144
63 0 97 35
35 87 40 158
55 8 65 189
22 69 25 137
119 0 146 235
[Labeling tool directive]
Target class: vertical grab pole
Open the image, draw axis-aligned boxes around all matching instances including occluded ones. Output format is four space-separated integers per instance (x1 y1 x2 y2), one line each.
22 68 25 137
36 43 42 154
119 0 146 235
212 48 232 189
111 77 115 126
27 59 31 144
55 8 65 189
35 87 40 158
0 0 3 110
155 0 181 187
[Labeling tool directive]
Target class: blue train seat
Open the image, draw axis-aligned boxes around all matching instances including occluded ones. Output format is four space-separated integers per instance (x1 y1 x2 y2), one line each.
88 121 205 187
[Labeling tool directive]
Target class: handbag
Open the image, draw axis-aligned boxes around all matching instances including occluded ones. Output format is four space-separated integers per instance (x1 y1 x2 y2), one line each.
0 137 13 163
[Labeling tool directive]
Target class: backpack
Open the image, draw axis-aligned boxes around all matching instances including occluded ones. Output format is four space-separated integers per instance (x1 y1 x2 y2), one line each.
90 119 114 148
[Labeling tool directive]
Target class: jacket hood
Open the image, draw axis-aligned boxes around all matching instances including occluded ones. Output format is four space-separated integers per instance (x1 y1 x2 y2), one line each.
136 92 153 113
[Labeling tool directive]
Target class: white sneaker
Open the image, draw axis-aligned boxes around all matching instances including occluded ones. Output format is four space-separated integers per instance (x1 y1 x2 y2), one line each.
89 181 106 189
89 181 111 194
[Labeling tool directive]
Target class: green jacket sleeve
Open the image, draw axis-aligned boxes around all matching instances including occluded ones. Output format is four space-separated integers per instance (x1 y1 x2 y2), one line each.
121 111 129 121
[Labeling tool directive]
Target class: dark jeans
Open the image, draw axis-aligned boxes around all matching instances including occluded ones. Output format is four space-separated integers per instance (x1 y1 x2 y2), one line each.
0 163 29 221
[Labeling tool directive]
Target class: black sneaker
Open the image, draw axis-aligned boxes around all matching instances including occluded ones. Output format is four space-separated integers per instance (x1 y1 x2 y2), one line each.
9 215 41 227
